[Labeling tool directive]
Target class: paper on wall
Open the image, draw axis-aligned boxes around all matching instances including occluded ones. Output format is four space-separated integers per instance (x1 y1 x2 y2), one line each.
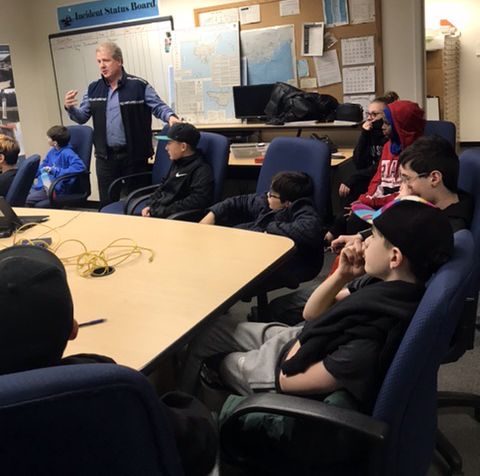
341 36 375 65
297 59 309 77
348 0 375 24
280 0 300 16
300 77 318 89
239 5 261 25
323 0 349 27
198 8 239 26
342 65 375 94
313 50 342 87
302 22 324 56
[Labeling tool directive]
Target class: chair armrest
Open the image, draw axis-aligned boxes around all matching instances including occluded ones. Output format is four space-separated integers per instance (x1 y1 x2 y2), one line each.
221 393 388 442
124 185 159 215
48 171 91 202
167 209 207 222
220 393 388 476
107 171 153 201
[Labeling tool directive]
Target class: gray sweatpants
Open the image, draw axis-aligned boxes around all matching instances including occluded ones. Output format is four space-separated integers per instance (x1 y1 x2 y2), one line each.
179 313 302 395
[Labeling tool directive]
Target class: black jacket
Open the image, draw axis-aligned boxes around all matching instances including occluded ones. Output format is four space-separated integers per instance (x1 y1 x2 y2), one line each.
345 121 386 189
148 152 213 218
210 194 324 278
281 279 425 410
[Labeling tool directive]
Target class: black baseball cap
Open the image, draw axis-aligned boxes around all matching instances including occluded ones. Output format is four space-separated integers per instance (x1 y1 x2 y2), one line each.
353 196 454 281
0 245 74 375
157 123 200 149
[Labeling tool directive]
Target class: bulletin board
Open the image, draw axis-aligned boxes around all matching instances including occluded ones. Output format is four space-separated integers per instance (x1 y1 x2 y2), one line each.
193 0 383 103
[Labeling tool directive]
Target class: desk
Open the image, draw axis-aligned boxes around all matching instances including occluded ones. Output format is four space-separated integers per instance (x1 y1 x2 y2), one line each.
196 120 360 134
4 210 294 373
228 147 354 168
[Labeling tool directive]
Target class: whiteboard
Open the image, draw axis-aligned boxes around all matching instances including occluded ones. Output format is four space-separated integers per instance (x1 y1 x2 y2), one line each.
49 17 174 129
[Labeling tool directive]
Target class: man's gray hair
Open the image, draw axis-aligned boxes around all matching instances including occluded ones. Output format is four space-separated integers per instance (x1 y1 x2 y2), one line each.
96 41 123 63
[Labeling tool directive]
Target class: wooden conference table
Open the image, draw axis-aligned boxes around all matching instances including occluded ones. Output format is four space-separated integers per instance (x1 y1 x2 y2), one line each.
3 210 294 374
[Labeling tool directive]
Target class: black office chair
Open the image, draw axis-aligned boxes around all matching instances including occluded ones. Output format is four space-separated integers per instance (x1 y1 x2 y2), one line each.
435 148 480 474
0 364 184 475
220 231 475 476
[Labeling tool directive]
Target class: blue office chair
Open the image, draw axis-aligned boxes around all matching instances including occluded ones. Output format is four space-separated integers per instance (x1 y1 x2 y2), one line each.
5 154 40 207
220 231 475 476
246 137 330 315
0 364 184 475
257 136 331 219
424 120 456 148
435 148 480 473
33 125 94 209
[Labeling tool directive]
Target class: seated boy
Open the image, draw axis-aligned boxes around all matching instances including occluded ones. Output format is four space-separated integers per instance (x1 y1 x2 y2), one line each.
0 134 19 197
0 245 217 476
180 198 453 412
200 171 324 284
268 135 473 326
26 126 86 206
141 123 213 218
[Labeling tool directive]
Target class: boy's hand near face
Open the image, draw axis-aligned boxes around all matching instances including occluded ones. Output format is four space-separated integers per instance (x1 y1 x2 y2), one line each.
337 238 365 281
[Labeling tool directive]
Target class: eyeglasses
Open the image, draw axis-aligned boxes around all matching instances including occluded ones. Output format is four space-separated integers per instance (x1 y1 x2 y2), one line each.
399 172 429 184
366 111 381 118
267 191 281 199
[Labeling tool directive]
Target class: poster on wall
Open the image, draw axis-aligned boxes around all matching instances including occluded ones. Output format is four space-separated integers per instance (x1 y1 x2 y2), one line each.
0 45 24 154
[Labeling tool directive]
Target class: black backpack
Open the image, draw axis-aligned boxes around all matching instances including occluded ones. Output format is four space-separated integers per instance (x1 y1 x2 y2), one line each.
264 82 338 124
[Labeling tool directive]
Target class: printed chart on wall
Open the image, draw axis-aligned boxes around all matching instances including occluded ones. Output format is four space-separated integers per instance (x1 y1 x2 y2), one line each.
0 45 23 154
240 25 297 86
49 18 174 129
172 23 241 124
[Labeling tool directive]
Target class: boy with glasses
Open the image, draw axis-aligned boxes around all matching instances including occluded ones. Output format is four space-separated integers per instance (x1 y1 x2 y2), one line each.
200 171 323 284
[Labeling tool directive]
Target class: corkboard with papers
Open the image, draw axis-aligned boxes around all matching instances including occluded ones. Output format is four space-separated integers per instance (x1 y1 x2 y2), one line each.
193 0 384 104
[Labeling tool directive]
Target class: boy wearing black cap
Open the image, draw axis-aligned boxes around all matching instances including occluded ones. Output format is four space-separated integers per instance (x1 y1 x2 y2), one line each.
181 198 453 411
0 245 217 476
141 123 213 218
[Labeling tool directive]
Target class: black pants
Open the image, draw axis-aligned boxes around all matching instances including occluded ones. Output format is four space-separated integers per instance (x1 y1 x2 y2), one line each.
96 147 149 209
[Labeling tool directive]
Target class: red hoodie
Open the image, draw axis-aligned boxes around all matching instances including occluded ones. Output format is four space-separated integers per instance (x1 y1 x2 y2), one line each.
357 100 425 208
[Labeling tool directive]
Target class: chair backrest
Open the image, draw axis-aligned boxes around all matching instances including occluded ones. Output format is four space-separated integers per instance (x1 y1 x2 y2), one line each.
424 120 456 147
66 125 93 170
152 140 173 185
5 154 40 207
372 230 475 475
256 136 331 219
459 148 480 276
0 364 183 475
197 132 229 203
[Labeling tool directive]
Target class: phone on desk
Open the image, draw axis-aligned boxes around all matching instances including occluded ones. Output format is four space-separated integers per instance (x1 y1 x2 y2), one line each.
18 237 52 248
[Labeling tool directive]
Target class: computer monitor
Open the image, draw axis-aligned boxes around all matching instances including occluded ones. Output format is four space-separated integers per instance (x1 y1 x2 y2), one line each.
233 84 275 120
